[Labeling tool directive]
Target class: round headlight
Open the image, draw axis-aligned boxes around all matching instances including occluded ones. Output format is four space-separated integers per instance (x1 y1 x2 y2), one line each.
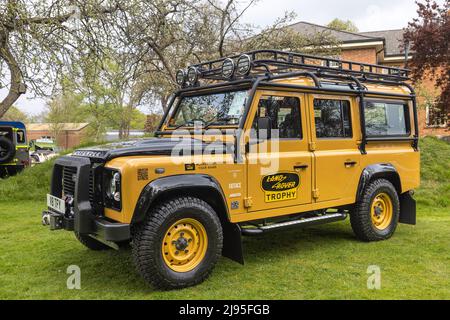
176 69 186 86
222 58 235 79
236 54 252 76
109 172 120 194
187 67 199 84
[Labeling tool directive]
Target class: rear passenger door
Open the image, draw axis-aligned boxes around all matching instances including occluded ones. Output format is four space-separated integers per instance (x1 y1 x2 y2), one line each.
309 95 361 204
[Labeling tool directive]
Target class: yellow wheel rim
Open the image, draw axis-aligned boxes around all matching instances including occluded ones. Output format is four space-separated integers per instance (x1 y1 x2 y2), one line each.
162 218 208 272
371 193 393 230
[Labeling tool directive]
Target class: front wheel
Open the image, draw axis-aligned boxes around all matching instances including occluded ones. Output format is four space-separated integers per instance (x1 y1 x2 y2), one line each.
132 197 223 290
350 179 400 242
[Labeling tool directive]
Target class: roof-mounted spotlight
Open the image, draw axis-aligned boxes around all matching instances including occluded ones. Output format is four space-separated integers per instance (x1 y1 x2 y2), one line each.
236 54 252 76
176 69 186 86
187 67 199 85
222 58 235 79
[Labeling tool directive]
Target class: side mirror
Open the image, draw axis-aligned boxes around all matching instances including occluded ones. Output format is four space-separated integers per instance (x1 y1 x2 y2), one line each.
257 117 272 140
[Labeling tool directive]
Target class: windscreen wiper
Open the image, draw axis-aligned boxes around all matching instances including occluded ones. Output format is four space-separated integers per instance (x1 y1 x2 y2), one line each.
204 117 240 130
173 119 206 130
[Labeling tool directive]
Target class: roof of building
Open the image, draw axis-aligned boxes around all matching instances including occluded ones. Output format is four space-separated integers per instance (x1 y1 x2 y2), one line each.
26 123 90 131
360 29 407 56
288 21 408 57
288 21 383 43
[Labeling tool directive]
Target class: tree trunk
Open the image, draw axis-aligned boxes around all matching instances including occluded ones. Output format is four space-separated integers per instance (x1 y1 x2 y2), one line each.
0 31 26 118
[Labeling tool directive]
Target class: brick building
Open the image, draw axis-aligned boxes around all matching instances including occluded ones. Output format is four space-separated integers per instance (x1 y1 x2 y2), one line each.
289 21 449 138
26 123 89 150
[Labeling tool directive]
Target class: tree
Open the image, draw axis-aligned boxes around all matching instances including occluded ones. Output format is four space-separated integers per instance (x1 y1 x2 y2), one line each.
404 0 449 116
327 18 359 33
0 0 127 118
44 88 85 142
0 105 29 122
124 1 341 112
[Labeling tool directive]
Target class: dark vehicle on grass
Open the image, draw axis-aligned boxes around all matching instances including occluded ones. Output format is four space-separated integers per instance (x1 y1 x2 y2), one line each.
0 121 30 178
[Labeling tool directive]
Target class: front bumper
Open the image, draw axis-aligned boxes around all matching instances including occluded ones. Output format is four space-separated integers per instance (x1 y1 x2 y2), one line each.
43 155 130 242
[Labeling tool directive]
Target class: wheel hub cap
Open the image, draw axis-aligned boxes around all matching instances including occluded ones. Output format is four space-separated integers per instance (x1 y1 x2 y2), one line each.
162 218 208 272
371 193 393 230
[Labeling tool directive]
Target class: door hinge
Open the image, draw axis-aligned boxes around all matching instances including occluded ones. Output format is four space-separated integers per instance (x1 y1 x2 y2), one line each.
244 197 253 208
309 142 316 151
312 189 320 199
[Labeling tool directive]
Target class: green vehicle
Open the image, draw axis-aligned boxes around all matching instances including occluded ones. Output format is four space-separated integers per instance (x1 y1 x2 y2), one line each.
0 121 30 178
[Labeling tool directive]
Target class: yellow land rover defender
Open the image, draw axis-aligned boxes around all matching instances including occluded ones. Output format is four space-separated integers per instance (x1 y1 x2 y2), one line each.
42 50 420 289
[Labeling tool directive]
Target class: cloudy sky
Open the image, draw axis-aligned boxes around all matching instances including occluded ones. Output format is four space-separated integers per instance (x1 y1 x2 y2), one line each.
2 0 425 116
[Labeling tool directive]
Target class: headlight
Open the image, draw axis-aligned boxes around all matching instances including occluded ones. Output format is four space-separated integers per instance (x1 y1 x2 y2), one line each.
104 169 121 211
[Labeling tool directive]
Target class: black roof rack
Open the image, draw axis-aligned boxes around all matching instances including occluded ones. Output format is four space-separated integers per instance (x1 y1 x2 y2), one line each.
188 49 410 84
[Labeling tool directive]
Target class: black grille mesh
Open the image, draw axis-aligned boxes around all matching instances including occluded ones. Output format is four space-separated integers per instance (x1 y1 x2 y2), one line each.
62 166 77 196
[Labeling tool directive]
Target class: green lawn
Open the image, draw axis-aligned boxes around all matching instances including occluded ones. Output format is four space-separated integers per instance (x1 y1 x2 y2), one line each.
0 137 449 299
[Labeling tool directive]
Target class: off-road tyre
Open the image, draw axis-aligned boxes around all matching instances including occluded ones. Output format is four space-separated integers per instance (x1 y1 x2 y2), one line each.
132 196 223 290
350 179 400 242
0 136 15 164
74 232 111 251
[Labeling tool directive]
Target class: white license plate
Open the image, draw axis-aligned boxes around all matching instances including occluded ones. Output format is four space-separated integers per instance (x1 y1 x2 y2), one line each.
47 194 66 214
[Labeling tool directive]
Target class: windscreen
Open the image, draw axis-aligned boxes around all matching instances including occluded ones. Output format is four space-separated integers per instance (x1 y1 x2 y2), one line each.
169 89 250 128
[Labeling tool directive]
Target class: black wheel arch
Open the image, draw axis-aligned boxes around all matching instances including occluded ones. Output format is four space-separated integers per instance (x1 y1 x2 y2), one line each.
131 174 244 265
357 164 402 201
356 163 416 225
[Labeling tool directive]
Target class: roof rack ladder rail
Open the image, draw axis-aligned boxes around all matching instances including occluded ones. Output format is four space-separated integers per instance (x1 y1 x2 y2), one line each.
401 82 419 151
358 87 368 155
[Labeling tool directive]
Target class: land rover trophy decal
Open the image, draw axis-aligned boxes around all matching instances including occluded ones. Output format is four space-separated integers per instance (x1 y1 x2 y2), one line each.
262 173 300 203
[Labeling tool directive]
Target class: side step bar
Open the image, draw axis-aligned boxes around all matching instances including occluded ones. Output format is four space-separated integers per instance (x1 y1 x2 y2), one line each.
241 212 347 236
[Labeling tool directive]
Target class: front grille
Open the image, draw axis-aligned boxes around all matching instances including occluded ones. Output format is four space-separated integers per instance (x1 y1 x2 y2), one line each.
62 166 77 196
62 164 100 212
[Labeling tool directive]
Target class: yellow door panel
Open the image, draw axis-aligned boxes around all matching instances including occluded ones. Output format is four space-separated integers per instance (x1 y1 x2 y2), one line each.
246 91 313 213
309 94 362 203
247 147 313 212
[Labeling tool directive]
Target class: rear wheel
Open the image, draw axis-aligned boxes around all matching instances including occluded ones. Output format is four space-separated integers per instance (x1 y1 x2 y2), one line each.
0 136 15 164
132 197 223 290
350 179 400 241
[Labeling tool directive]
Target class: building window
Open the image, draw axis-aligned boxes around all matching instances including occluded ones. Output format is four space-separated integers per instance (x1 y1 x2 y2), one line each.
426 102 448 128
314 99 352 138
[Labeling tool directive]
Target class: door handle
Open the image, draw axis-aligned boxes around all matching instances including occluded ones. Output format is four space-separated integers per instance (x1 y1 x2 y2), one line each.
294 164 309 171
344 161 357 167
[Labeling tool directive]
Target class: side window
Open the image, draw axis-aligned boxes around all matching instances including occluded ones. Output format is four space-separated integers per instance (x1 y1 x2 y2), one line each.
254 96 302 139
365 101 410 136
314 99 352 138
16 130 26 144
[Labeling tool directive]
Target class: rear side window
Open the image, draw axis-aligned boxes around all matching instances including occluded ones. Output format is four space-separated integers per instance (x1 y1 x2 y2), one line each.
365 101 410 136
314 99 352 138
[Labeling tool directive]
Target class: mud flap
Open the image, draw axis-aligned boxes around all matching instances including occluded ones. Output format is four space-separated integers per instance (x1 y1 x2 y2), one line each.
222 222 244 265
399 192 416 225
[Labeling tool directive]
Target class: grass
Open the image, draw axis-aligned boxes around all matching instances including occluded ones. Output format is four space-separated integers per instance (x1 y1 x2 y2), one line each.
0 137 449 299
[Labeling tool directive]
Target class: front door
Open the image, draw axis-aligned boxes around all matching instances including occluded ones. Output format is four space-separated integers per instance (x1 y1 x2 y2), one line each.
309 94 361 204
246 91 313 213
